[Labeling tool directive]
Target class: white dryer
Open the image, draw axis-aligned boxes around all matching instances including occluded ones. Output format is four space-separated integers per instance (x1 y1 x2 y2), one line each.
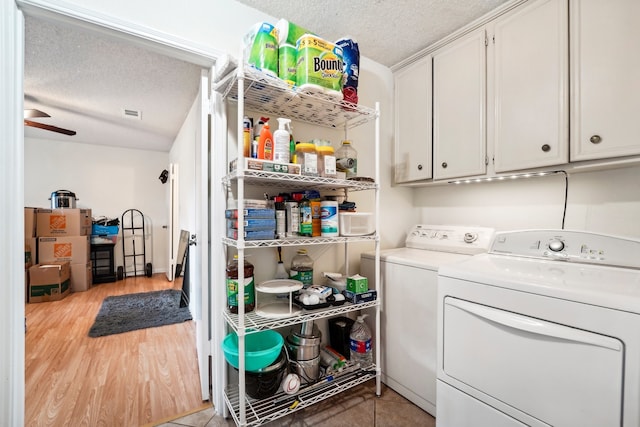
437 229 640 427
361 224 495 416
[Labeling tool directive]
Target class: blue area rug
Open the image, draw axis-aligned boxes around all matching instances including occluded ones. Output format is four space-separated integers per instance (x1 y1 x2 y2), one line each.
88 289 192 337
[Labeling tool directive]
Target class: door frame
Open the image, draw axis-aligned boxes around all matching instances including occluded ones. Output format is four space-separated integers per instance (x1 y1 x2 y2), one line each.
8 0 223 419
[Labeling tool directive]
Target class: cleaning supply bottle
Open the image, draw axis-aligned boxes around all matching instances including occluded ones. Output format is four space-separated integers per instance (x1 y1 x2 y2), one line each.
258 120 274 160
273 118 291 163
349 314 373 366
242 116 253 158
288 122 296 162
226 255 255 314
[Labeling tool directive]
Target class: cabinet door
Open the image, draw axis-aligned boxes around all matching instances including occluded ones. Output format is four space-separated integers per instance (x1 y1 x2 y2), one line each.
394 55 432 183
570 0 640 161
492 0 568 172
433 29 487 180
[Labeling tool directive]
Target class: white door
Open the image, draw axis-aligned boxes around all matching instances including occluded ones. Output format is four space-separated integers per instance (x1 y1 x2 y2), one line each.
570 0 640 161
492 0 568 172
394 55 432 183
194 70 211 400
433 28 487 180
166 163 179 281
2 1 26 424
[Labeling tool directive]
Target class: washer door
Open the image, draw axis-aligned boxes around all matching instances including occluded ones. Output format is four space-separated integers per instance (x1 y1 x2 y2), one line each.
442 297 624 426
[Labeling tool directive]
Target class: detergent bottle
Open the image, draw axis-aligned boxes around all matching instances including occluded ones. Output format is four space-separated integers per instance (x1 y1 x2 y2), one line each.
273 118 291 163
258 120 273 160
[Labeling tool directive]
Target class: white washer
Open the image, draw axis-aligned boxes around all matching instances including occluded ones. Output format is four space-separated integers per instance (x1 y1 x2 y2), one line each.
361 224 495 416
437 229 640 427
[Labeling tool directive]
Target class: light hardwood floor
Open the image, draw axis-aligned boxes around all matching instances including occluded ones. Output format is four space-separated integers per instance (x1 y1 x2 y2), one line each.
25 274 205 426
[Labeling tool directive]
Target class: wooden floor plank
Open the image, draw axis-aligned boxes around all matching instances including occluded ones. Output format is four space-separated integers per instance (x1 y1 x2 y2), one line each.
25 274 204 426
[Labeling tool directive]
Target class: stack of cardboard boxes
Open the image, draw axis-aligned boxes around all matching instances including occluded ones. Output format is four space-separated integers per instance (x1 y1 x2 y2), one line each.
25 207 93 303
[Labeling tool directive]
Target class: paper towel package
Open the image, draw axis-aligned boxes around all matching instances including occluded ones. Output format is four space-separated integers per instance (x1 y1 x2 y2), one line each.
296 34 344 99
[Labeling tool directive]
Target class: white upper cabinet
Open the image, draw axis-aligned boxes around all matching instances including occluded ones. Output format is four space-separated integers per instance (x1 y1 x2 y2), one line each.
492 0 569 172
394 55 432 183
433 29 487 180
570 0 640 161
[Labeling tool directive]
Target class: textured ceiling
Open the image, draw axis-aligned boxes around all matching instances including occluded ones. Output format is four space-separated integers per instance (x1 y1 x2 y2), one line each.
24 15 203 151
236 0 510 68
23 0 510 152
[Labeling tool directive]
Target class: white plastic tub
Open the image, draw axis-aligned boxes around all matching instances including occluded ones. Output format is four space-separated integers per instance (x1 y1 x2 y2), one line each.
339 212 374 236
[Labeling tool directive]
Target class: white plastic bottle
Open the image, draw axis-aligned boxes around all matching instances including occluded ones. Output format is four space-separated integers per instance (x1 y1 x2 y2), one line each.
349 314 373 366
273 118 291 163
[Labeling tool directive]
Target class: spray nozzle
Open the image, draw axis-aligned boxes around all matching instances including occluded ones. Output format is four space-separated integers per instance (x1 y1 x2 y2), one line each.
277 117 291 130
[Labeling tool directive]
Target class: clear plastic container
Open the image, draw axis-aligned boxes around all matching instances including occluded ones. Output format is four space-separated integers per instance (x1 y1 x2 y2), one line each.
335 140 357 178
316 143 337 178
349 314 373 366
295 142 318 176
290 249 313 287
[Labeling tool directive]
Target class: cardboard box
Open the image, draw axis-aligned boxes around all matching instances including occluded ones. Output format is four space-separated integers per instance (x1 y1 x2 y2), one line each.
343 289 377 304
346 274 369 294
38 235 90 264
70 262 93 292
28 262 71 303
225 208 275 219
36 208 92 236
24 207 37 238
229 157 301 175
24 238 34 270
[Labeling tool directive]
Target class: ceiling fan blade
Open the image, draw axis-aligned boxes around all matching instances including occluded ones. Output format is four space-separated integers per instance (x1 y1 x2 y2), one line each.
24 109 51 119
24 119 76 136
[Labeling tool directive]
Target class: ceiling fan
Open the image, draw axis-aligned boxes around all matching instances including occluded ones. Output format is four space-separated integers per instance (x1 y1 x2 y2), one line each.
24 109 76 136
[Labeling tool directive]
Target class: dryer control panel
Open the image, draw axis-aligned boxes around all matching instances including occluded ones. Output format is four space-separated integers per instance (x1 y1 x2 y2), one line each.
490 229 640 269
405 225 495 255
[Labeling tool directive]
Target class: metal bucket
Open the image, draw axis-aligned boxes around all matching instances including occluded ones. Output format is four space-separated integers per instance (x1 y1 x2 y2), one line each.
285 320 321 383
50 190 78 209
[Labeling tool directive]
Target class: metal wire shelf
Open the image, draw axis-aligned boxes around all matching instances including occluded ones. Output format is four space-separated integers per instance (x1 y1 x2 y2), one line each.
223 234 377 248
224 362 378 427
214 66 378 130
223 299 379 333
223 170 378 192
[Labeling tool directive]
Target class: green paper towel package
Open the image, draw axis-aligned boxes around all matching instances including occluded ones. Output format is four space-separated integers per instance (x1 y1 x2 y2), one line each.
296 34 344 100
244 22 278 77
276 19 313 46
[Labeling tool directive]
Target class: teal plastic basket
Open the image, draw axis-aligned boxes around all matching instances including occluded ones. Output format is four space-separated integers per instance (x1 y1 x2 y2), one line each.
222 329 284 372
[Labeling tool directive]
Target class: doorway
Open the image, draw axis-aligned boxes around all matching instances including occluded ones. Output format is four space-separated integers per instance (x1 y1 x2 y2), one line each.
15 1 217 422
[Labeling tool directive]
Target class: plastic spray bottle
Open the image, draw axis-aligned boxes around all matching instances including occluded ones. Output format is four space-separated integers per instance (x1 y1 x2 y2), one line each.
273 118 291 163
258 120 273 160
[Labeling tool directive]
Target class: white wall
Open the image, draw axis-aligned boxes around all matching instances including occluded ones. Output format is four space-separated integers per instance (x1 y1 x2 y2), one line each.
24 138 170 272
415 165 640 239
170 90 199 245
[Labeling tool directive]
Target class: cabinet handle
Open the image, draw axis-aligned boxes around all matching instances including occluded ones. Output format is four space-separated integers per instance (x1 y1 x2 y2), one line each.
590 135 602 144
417 164 423 170
441 162 448 169
541 144 551 152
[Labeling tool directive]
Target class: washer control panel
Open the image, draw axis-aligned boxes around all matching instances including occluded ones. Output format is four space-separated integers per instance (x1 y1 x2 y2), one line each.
405 225 495 254
491 229 640 269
